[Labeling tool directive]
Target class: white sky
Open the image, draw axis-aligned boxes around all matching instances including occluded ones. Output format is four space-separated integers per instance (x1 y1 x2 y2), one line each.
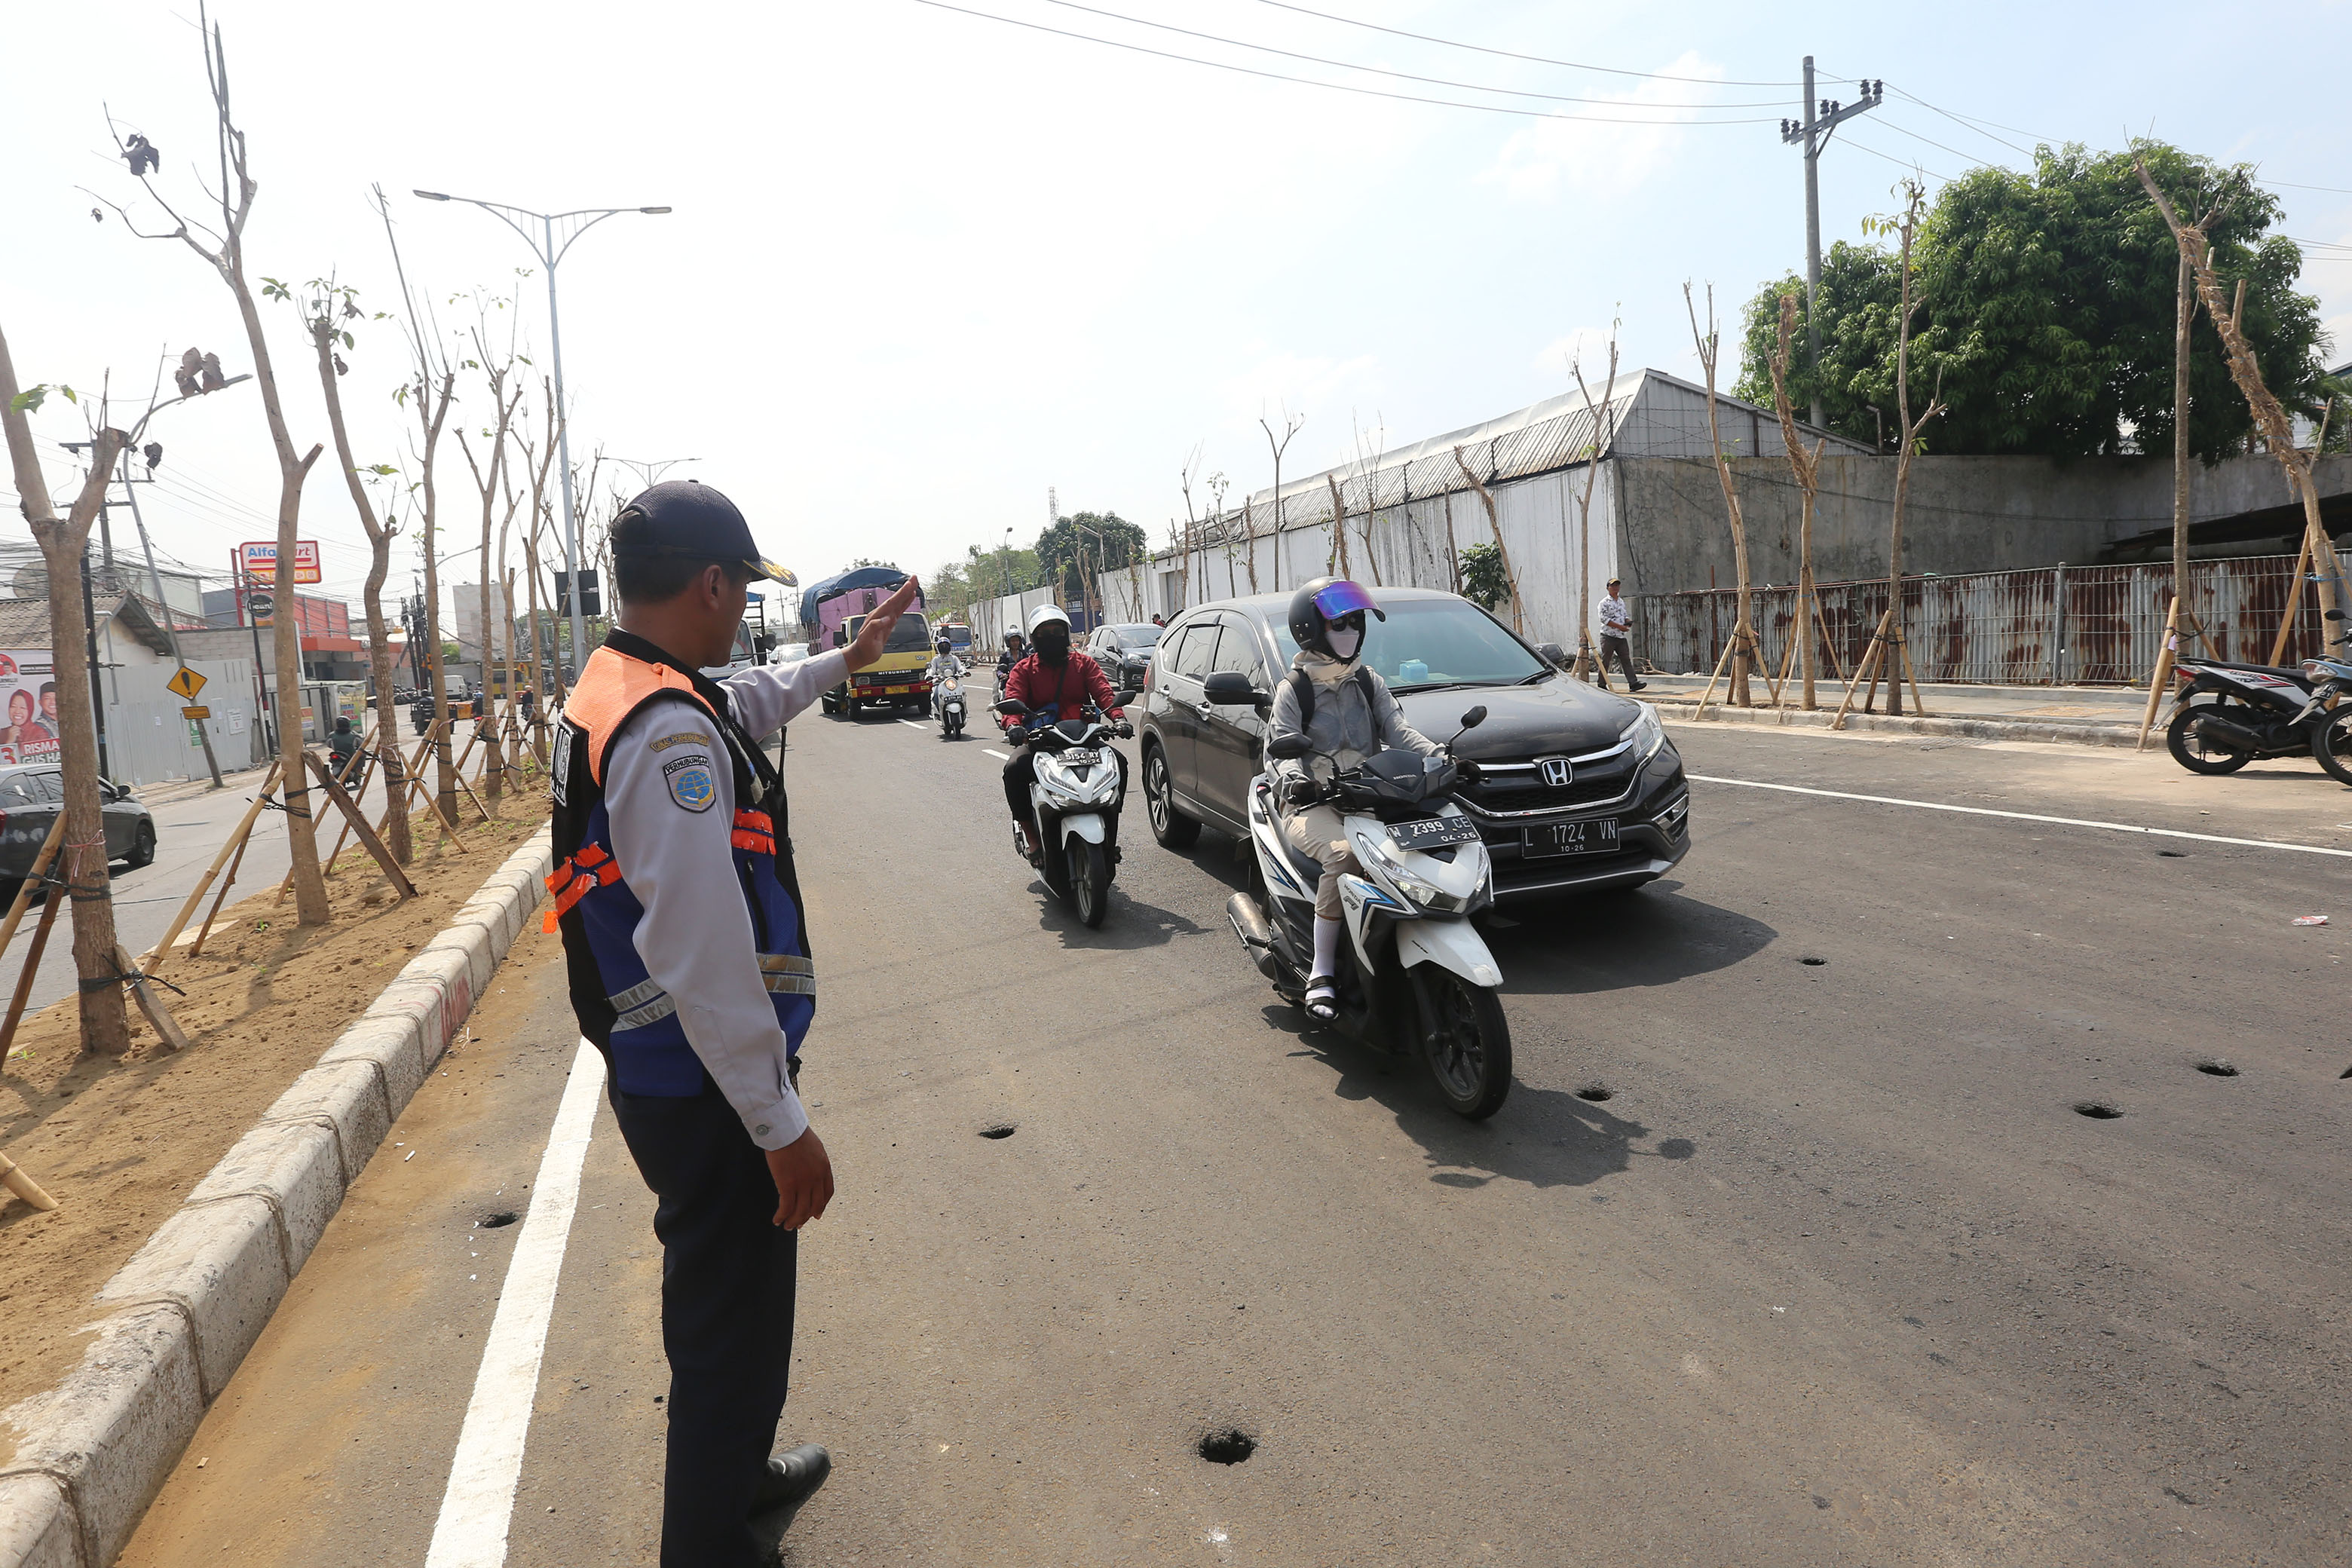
4 0 2347 626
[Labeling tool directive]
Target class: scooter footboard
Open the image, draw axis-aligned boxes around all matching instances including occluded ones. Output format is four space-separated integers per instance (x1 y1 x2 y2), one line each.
1394 918 1502 989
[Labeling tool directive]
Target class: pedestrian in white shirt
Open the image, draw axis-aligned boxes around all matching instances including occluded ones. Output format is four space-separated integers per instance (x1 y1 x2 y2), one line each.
1596 576 1646 691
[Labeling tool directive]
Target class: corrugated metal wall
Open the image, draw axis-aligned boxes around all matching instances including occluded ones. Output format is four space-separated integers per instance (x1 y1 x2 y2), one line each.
1635 552 2352 685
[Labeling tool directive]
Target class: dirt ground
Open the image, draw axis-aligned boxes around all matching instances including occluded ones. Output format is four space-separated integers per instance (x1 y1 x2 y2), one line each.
0 796 549 1443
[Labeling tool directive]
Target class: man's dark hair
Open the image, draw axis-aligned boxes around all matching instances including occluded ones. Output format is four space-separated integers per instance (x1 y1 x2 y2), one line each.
611 513 755 605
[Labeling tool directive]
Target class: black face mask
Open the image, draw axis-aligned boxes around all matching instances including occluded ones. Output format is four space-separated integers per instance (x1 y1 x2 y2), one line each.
1032 629 1070 662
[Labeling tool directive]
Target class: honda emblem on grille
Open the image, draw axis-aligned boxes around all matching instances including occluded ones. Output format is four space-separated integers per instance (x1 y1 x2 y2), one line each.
1539 756 1573 788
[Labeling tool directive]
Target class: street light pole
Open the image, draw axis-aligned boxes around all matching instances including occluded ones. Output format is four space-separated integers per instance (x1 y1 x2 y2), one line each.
412 190 671 681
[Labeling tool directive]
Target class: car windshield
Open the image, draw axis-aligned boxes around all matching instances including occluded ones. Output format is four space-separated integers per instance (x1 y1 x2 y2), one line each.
1110 623 1162 647
884 612 931 653
1270 597 1545 689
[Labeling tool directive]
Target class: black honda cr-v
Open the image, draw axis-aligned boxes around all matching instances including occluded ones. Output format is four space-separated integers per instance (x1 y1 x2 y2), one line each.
1135 587 1690 903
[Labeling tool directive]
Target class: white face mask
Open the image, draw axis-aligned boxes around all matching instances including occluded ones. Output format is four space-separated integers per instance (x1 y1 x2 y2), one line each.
1325 625 1361 662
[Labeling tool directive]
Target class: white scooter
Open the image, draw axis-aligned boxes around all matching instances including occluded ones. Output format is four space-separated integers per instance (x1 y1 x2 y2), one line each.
1211 675 1512 1119
932 669 969 737
994 693 1135 929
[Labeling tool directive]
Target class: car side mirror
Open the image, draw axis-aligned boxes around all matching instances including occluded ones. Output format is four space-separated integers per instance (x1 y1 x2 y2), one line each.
1536 642 1568 667
1112 689 1138 707
992 699 1028 717
1202 671 1257 706
1459 706 1488 730
1265 733 1310 759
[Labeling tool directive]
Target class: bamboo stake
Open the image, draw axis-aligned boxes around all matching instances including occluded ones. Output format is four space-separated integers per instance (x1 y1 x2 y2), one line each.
187 816 253 958
114 941 188 1052
0 1150 57 1212
1899 626 1930 715
2269 530 2313 669
309 724 380 882
2139 597 2185 750
0 891 63 1054
1830 605 1897 731
1694 633 1739 712
147 763 283 975
304 752 416 901
0 813 72 959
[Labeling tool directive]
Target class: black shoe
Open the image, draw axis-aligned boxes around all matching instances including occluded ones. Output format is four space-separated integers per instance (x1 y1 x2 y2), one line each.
1629 681 1648 691
752 1443 831 1515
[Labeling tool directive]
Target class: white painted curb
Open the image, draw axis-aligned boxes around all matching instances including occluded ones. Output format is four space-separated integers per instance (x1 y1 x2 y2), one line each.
0 825 556 1568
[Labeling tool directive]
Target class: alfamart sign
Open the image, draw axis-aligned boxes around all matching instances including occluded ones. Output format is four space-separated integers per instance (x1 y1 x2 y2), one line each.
237 540 321 584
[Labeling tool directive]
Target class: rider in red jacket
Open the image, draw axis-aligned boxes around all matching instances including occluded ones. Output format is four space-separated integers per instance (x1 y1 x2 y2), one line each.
1000 605 1127 862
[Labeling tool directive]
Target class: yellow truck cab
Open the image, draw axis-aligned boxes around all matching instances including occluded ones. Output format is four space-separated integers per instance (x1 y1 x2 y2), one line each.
834 609 933 717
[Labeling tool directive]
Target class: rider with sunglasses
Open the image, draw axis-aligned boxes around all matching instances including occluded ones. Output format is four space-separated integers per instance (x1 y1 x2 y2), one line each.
1265 577 1439 1023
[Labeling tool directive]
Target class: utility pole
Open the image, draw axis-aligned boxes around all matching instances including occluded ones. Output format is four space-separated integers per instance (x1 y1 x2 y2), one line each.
1781 63 1883 427
114 451 223 786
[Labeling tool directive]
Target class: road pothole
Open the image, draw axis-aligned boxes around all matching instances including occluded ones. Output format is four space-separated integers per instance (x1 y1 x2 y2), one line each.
2194 1060 2239 1077
477 1211 519 1230
2074 1101 2124 1120
978 1123 1017 1141
1198 1429 1257 1465
1799 957 1827 966
1576 1086 1615 1102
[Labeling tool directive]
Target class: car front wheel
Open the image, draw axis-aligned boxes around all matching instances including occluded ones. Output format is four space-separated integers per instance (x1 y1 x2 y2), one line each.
1143 743 1200 849
124 820 156 869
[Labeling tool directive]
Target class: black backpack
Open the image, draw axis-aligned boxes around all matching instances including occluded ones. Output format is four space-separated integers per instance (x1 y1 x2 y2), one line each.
1284 665 1377 727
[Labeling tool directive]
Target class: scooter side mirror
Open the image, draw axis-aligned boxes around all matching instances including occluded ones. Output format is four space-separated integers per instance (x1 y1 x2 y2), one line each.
1112 689 1139 707
2329 609 2348 621
1265 733 1311 760
1459 705 1488 730
1201 671 1257 706
992 699 1029 717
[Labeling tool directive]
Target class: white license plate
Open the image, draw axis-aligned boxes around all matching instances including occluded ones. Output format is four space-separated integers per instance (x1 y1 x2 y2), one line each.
1389 816 1481 850
1060 748 1103 765
1525 818 1619 857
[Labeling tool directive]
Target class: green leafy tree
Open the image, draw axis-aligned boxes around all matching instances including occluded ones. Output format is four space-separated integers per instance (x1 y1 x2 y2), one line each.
1458 542 1509 611
1736 140 2327 461
1036 510 1147 600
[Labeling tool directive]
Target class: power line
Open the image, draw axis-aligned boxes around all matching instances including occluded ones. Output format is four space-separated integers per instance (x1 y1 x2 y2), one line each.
908 0 1781 124
1251 0 1810 87
1034 0 1795 109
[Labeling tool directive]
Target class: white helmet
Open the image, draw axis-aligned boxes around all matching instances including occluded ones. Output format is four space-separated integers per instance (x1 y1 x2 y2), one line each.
1027 602 1072 635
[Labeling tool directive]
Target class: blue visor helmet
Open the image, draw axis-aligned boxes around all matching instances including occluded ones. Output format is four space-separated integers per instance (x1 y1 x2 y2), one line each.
1288 577 1384 658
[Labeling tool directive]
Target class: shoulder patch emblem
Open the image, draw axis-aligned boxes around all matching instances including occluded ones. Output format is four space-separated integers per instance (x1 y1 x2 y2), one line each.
649 730 712 753
662 755 717 813
550 722 575 805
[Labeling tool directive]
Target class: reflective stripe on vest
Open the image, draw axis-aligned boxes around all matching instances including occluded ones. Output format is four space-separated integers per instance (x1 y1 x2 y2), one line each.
541 844 623 932
606 953 816 1031
732 807 776 856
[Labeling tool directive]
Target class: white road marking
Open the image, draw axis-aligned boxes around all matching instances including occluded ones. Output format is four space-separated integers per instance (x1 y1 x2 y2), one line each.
983 749 1012 761
424 1039 607 1568
1689 773 2352 859
898 718 928 730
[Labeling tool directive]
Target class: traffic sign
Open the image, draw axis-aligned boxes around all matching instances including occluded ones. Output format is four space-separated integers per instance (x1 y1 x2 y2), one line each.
165 666 207 700
179 705 210 721
247 593 275 623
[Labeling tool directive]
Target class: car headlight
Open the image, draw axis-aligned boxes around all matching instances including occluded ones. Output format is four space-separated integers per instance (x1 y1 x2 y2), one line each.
1621 702 1665 764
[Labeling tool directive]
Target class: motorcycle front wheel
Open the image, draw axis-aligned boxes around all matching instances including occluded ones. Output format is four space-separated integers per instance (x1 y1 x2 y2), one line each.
2313 706 2352 786
1417 969 1512 1119
1069 840 1110 928
2166 700 2254 775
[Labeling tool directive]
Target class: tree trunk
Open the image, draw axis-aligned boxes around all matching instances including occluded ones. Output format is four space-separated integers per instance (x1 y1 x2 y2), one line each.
0 327 134 1053
2170 252 2194 654
1450 447 1524 632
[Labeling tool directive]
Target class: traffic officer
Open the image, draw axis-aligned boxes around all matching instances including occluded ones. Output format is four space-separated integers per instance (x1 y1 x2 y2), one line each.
544 479 919 1565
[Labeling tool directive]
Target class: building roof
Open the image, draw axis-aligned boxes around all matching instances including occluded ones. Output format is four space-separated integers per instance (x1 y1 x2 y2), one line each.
0 593 179 656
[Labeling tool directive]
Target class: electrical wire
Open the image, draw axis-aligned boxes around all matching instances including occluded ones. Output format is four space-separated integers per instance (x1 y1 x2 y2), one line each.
1034 0 1794 108
908 0 1783 124
1837 136 1952 184
1870 115 2011 173
1251 0 1808 87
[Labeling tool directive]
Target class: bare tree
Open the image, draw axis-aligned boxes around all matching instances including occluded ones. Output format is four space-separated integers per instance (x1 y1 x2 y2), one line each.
285 276 412 862
97 11 330 921
0 349 133 1052
1260 408 1303 594
455 298 525 813
1876 182 1946 717
1684 282 1756 706
1568 321 1622 681
516 377 563 752
1449 445 1524 632
1767 293 1827 709
1349 415 1386 586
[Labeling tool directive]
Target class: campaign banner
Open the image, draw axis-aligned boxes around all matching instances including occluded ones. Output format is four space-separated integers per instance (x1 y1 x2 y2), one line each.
0 651 63 767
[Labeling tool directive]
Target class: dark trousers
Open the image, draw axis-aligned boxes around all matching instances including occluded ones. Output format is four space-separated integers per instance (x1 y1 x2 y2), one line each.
1003 746 1127 846
1600 634 1644 689
611 1080 798 1568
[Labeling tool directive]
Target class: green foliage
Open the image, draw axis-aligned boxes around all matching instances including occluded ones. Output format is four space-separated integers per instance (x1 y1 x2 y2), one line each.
849 557 902 570
9 384 75 414
1458 542 1510 611
1036 511 1147 599
1734 140 2328 462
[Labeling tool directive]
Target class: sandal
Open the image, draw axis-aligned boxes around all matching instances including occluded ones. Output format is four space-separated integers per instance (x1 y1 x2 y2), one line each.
1304 974 1339 1023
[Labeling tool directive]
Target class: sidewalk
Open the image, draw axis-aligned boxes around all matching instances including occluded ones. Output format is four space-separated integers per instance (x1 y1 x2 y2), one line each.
132 761 275 806
1632 672 2157 749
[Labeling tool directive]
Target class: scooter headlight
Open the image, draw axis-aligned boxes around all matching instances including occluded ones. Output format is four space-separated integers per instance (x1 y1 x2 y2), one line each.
1358 837 1457 913
1620 702 1665 764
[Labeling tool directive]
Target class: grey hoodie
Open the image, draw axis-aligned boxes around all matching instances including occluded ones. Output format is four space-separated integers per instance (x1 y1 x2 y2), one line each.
1265 651 1437 792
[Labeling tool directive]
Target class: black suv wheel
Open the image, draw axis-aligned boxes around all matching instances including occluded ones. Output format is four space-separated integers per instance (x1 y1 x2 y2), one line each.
1143 743 1200 849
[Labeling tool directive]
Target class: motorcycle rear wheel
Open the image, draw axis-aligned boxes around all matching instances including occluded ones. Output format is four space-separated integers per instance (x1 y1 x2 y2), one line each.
2166 701 2254 775
1418 969 1512 1119
2313 706 2352 786
1070 841 1110 928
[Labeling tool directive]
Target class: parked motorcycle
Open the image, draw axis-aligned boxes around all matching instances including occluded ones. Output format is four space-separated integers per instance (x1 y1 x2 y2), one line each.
2167 609 2352 780
994 694 1136 928
1217 679 1513 1119
933 672 969 737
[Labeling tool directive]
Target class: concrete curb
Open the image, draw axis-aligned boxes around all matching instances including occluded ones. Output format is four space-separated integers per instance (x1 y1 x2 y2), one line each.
1657 699 2148 750
0 825 555 1568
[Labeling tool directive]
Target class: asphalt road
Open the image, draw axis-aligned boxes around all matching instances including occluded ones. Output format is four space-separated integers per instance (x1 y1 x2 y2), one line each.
118 710 2350 1566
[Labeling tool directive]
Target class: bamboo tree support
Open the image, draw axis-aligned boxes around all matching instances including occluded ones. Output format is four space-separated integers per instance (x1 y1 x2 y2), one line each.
374 721 473 850
306 725 381 882
186 818 253 959
0 892 64 1053
303 752 417 901
2268 529 2314 669
1769 625 1802 709
1830 605 1900 731
144 763 283 977
1898 626 1930 715
1694 632 1740 713
113 941 188 1052
2138 597 2186 750
0 814 72 959
0 1150 58 1213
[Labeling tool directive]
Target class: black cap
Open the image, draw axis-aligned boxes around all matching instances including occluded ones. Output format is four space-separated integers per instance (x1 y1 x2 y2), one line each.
611 480 795 586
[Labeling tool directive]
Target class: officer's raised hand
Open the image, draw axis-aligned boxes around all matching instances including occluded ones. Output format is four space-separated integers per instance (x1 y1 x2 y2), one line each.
846 577 922 669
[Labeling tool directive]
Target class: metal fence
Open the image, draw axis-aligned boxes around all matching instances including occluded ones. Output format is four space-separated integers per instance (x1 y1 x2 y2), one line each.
1636 550 2352 686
